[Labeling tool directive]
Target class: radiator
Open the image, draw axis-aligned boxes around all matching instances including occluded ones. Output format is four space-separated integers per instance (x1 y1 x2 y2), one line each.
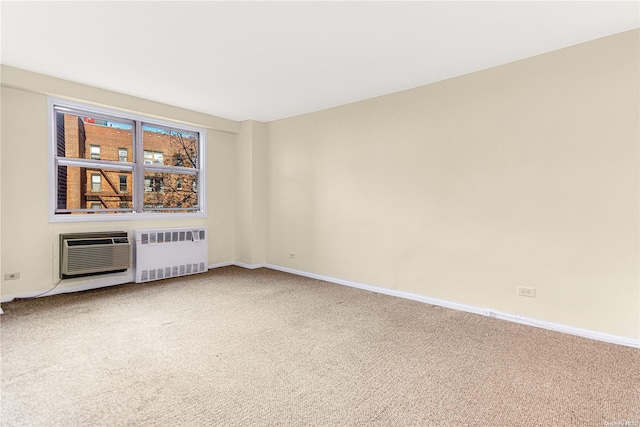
134 227 208 283
60 231 131 278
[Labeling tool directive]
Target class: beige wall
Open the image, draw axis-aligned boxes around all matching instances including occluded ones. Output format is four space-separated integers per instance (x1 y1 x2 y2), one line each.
266 30 640 339
0 69 3 309
1 68 236 299
235 120 266 265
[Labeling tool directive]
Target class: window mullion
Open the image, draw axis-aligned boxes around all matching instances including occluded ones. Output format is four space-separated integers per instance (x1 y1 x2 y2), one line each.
134 121 145 213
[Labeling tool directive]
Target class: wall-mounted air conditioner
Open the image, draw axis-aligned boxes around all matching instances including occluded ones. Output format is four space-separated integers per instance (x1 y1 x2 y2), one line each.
134 227 208 283
60 231 131 278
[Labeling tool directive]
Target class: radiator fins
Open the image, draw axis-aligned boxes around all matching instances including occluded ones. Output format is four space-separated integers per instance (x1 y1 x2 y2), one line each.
139 262 207 282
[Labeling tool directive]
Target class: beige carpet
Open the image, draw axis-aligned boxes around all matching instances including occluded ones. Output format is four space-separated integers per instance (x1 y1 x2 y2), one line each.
1 266 638 426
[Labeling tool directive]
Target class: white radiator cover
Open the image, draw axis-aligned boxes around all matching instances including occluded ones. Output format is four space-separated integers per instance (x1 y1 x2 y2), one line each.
134 227 208 283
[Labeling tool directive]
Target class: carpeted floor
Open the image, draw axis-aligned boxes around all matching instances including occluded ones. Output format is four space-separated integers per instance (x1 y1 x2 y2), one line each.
1 266 638 426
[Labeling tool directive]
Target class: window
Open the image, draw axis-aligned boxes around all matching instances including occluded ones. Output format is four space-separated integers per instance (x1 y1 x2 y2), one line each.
144 150 163 165
50 98 206 220
90 145 101 160
91 203 102 210
144 176 164 193
91 174 101 192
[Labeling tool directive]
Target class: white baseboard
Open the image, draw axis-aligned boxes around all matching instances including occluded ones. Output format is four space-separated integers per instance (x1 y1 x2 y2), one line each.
208 262 234 269
209 262 266 270
231 262 266 270
1 272 132 303
265 264 640 349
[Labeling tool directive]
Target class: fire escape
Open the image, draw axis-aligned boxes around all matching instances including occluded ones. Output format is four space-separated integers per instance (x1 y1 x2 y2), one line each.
85 169 132 209
75 117 131 210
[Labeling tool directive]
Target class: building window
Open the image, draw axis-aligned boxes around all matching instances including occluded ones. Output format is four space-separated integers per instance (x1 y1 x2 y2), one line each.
91 203 102 210
50 98 206 220
144 150 163 165
144 177 164 193
91 174 101 192
90 145 100 160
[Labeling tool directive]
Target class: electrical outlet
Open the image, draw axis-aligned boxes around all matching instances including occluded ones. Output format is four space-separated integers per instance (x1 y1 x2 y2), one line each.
289 252 296 259
4 272 20 281
517 286 536 298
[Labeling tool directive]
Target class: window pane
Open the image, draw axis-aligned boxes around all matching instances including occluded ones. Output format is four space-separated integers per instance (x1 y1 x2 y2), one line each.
154 152 163 164
55 111 133 162
143 125 198 168
91 174 101 192
118 148 128 162
56 166 133 213
143 172 199 212
144 175 164 193
90 145 101 160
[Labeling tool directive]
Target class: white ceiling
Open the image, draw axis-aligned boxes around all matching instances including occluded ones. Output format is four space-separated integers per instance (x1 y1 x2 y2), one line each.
1 1 638 122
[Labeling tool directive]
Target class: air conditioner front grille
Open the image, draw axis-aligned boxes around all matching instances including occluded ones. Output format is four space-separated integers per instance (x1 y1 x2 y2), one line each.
60 232 131 278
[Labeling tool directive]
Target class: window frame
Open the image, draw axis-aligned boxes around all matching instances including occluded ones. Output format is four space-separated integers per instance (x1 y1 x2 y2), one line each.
144 150 164 165
144 176 164 193
118 148 128 162
48 97 207 222
118 175 128 193
90 145 101 160
91 173 102 192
